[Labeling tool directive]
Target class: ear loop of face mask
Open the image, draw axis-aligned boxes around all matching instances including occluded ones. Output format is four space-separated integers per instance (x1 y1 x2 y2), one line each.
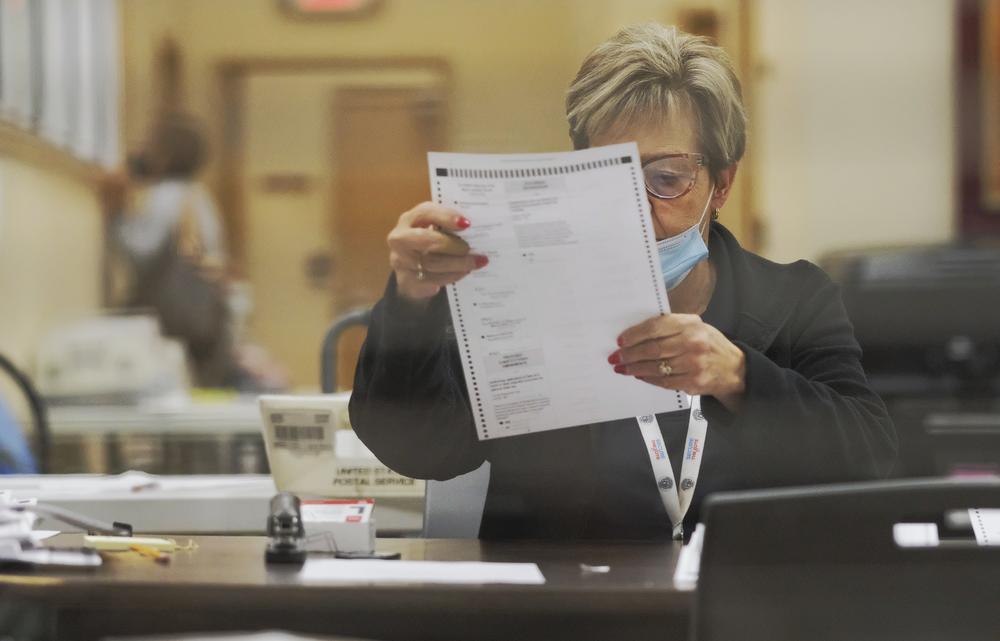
655 184 715 291
695 185 715 233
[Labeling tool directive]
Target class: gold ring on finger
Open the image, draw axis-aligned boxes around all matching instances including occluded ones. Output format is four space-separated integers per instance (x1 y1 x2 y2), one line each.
658 360 673 377
416 259 426 281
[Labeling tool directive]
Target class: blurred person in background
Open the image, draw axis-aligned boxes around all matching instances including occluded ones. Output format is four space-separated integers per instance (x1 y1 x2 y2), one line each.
350 24 897 540
100 112 232 386
0 401 36 474
101 113 286 391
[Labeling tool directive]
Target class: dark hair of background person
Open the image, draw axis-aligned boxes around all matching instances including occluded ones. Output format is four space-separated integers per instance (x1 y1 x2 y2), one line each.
128 112 208 181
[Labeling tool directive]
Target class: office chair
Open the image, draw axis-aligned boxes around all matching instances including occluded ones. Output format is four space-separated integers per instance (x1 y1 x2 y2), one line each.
693 478 1000 641
321 308 491 538
320 307 373 393
0 351 48 473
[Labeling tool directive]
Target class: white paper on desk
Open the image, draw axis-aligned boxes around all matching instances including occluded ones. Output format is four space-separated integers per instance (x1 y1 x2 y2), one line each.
300 559 545 585
30 530 60 543
970 508 1000 545
429 144 688 440
892 522 940 548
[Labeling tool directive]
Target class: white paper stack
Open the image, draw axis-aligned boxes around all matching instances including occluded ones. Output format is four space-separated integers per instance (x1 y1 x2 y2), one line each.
0 491 68 564
0 491 38 545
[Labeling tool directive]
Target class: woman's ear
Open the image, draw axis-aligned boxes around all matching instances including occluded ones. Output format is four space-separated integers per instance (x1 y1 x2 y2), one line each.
711 163 739 210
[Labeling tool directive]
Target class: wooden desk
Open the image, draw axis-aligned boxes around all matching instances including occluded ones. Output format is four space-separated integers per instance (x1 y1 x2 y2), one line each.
1 535 691 641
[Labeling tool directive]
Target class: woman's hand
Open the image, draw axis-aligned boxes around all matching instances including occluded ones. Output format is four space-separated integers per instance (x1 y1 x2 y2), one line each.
387 202 489 305
609 314 747 412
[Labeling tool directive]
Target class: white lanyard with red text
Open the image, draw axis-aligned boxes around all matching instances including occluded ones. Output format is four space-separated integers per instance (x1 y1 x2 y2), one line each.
636 394 708 540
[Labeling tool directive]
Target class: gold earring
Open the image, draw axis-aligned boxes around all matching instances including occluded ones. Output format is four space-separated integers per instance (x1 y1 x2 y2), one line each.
711 208 720 221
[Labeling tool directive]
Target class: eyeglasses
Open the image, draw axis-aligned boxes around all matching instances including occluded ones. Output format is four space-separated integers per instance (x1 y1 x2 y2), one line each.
642 153 706 200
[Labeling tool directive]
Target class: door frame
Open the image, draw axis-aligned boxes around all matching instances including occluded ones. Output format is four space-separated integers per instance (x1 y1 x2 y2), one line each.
215 57 453 273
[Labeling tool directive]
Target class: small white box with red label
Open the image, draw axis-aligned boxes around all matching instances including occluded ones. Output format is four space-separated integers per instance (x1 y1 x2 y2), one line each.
301 499 375 553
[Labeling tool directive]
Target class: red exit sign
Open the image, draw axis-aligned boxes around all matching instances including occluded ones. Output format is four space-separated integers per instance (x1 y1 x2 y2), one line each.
281 0 380 16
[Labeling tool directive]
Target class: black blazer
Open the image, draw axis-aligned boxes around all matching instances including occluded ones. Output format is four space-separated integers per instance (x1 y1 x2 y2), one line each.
349 223 897 539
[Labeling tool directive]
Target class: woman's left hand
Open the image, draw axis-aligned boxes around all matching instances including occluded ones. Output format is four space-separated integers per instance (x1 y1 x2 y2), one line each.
609 314 747 412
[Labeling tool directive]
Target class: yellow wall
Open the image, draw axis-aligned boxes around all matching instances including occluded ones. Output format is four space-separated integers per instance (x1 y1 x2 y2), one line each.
119 0 182 151
755 0 954 262
0 153 103 373
119 0 962 264
119 0 746 172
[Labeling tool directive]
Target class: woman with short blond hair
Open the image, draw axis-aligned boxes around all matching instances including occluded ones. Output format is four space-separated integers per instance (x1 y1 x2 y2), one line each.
350 24 896 540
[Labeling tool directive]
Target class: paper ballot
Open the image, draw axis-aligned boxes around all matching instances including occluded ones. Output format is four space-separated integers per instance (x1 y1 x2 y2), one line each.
970 508 1000 546
429 143 688 441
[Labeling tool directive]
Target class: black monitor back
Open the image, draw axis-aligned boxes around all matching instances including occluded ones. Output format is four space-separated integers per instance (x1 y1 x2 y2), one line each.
827 246 1000 476
693 479 1000 641
831 246 1000 349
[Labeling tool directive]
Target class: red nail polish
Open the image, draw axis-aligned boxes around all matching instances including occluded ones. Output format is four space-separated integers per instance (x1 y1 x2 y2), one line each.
457 216 471 229
617 336 624 347
614 365 626 374
474 255 489 268
607 352 621 365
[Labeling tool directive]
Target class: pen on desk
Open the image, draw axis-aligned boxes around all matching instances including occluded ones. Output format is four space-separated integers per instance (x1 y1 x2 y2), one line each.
129 543 171 564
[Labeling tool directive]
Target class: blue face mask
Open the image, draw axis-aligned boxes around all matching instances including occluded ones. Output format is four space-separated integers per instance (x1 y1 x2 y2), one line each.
656 186 715 291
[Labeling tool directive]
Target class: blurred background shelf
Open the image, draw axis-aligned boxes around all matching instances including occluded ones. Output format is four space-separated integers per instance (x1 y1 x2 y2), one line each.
46 400 269 475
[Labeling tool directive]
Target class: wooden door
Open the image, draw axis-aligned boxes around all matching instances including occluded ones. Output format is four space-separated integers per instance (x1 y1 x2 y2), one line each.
241 73 341 390
330 86 446 390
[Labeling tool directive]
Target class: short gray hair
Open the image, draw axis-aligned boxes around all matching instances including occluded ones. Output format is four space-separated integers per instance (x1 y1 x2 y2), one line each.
566 23 747 181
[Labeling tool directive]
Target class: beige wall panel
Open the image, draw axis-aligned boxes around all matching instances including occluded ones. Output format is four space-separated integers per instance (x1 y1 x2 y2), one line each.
756 0 954 262
0 159 103 369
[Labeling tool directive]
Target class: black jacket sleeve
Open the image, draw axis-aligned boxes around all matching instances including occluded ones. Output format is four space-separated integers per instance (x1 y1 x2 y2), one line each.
348 275 487 481
702 265 897 485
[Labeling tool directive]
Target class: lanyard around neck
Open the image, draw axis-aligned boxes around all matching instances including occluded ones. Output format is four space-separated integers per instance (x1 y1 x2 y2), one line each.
636 395 708 540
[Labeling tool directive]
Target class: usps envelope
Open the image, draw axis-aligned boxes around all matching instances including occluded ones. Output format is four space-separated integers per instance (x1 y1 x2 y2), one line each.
258 394 424 499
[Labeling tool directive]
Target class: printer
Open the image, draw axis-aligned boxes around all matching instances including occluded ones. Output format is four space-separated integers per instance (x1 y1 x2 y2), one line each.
35 314 190 405
825 244 1000 478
